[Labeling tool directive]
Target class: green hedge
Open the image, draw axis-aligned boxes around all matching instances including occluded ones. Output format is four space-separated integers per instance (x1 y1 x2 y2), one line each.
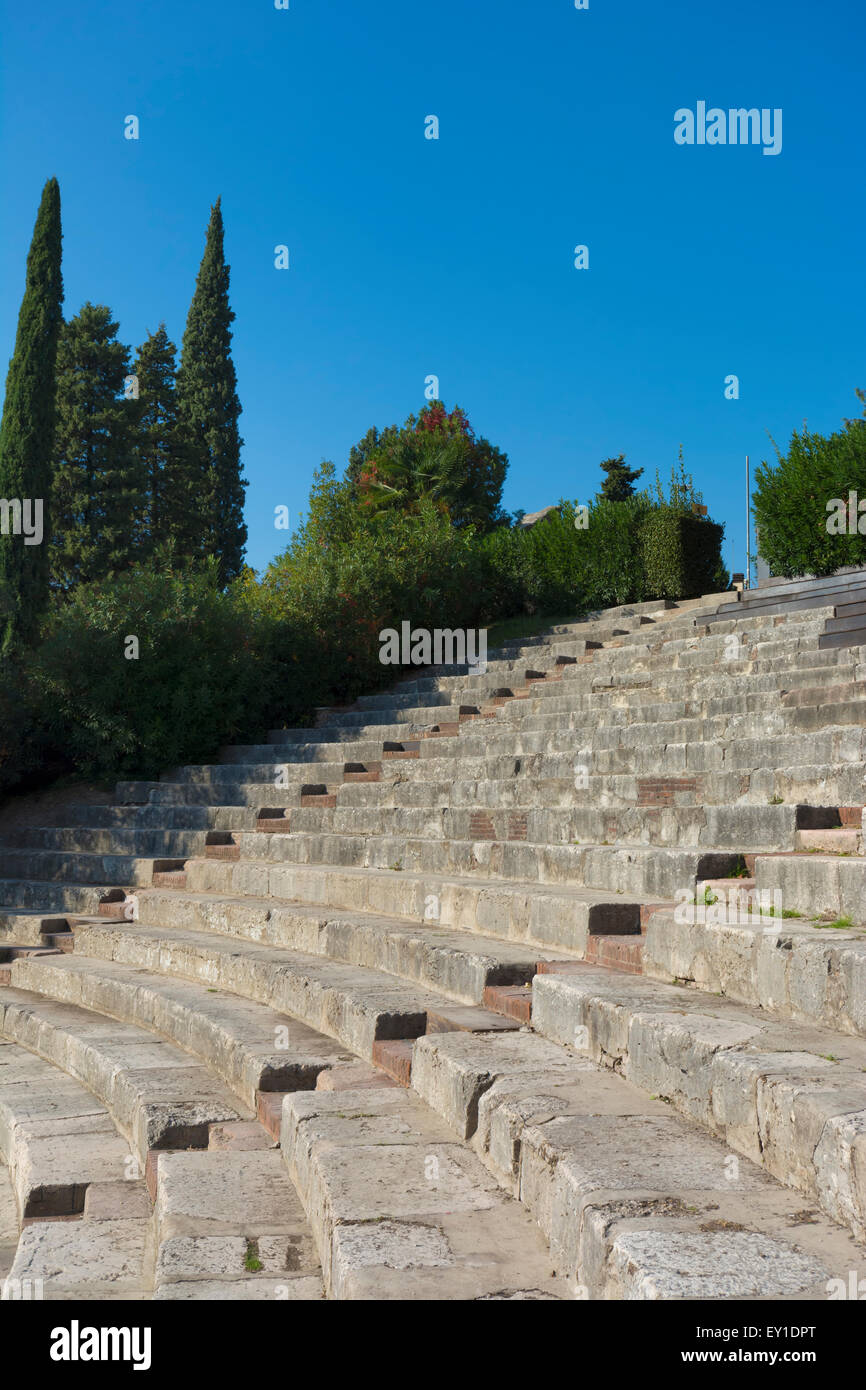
640 508 727 599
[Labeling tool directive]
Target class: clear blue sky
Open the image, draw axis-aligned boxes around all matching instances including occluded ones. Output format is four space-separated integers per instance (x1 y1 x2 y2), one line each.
1 0 864 575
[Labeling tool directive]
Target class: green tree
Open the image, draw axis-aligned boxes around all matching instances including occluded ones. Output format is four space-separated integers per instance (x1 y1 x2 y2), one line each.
349 401 508 531
753 394 866 578
598 454 643 502
131 324 187 559
50 303 140 592
175 198 246 582
0 177 64 654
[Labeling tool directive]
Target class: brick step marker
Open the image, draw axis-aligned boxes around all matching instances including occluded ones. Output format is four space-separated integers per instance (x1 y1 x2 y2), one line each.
371 1039 414 1085
205 831 240 860
382 742 420 761
300 785 336 808
343 762 381 782
256 808 293 831
151 859 188 888
256 1091 288 1142
482 983 532 1023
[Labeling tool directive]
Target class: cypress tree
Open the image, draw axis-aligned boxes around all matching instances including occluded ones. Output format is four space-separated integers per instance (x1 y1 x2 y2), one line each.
50 304 141 592
131 324 183 560
176 198 246 583
0 177 63 655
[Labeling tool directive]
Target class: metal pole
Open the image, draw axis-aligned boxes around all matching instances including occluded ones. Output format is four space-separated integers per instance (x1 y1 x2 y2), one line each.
746 455 751 590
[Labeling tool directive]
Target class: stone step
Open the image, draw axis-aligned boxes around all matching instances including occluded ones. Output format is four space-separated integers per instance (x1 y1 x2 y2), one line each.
81 897 593 1003
30 918 521 1062
260 651 861 748
194 832 742 898
112 753 866 822
0 984 249 1163
755 852 866 926
263 674 864 761
0 850 151 888
153 1149 323 1300
180 845 683 922
376 645 860 705
642 907 866 1036
137 874 641 958
8 951 354 1111
0 1165 18 1284
162 718 866 789
409 1030 865 1298
8 1212 151 1301
0 826 206 856
280 1085 566 1299
238 800 839 853
0 881 109 914
0 1039 134 1218
530 962 866 1243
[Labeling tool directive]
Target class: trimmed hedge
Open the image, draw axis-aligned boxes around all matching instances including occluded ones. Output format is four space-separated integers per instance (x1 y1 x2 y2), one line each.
640 508 727 599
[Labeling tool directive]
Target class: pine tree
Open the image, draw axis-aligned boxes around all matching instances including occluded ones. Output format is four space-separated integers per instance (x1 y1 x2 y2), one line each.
598 454 644 502
0 178 63 655
176 198 246 583
50 304 141 592
131 324 184 559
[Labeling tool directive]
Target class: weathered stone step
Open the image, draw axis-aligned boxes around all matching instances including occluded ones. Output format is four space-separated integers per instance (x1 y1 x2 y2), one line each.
8 952 353 1111
0 985 248 1163
79 895 596 1004
261 649 860 746
153 1149 323 1300
0 880 108 914
196 832 741 898
138 872 640 957
0 850 151 888
173 857 653 943
755 852 866 926
0 1165 17 1284
280 1085 566 1299
530 962 866 1243
410 1030 865 1299
254 800 840 853
642 907 866 1036
0 1039 133 1218
168 717 866 790
30 918 520 1063
8 1212 151 1301
0 826 206 856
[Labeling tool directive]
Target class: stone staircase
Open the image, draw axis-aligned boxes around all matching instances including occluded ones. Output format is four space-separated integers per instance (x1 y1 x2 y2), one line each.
1 588 866 1300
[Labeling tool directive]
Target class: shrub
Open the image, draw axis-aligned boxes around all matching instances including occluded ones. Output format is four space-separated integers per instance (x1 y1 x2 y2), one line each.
28 561 286 781
641 508 726 598
264 496 486 707
752 395 866 578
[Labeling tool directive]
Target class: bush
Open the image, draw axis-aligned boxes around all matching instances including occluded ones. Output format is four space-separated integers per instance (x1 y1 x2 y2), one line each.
753 396 866 578
264 495 486 708
27 561 289 782
641 508 726 599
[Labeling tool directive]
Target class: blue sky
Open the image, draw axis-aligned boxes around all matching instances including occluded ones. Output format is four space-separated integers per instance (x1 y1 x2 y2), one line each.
1 0 864 575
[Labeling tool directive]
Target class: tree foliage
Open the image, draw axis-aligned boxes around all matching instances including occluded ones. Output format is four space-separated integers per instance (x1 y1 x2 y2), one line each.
0 178 63 654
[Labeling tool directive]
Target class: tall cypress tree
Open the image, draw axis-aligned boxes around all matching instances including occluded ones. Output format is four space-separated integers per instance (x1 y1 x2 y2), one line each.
176 198 246 583
0 178 63 655
50 304 141 592
131 324 184 560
